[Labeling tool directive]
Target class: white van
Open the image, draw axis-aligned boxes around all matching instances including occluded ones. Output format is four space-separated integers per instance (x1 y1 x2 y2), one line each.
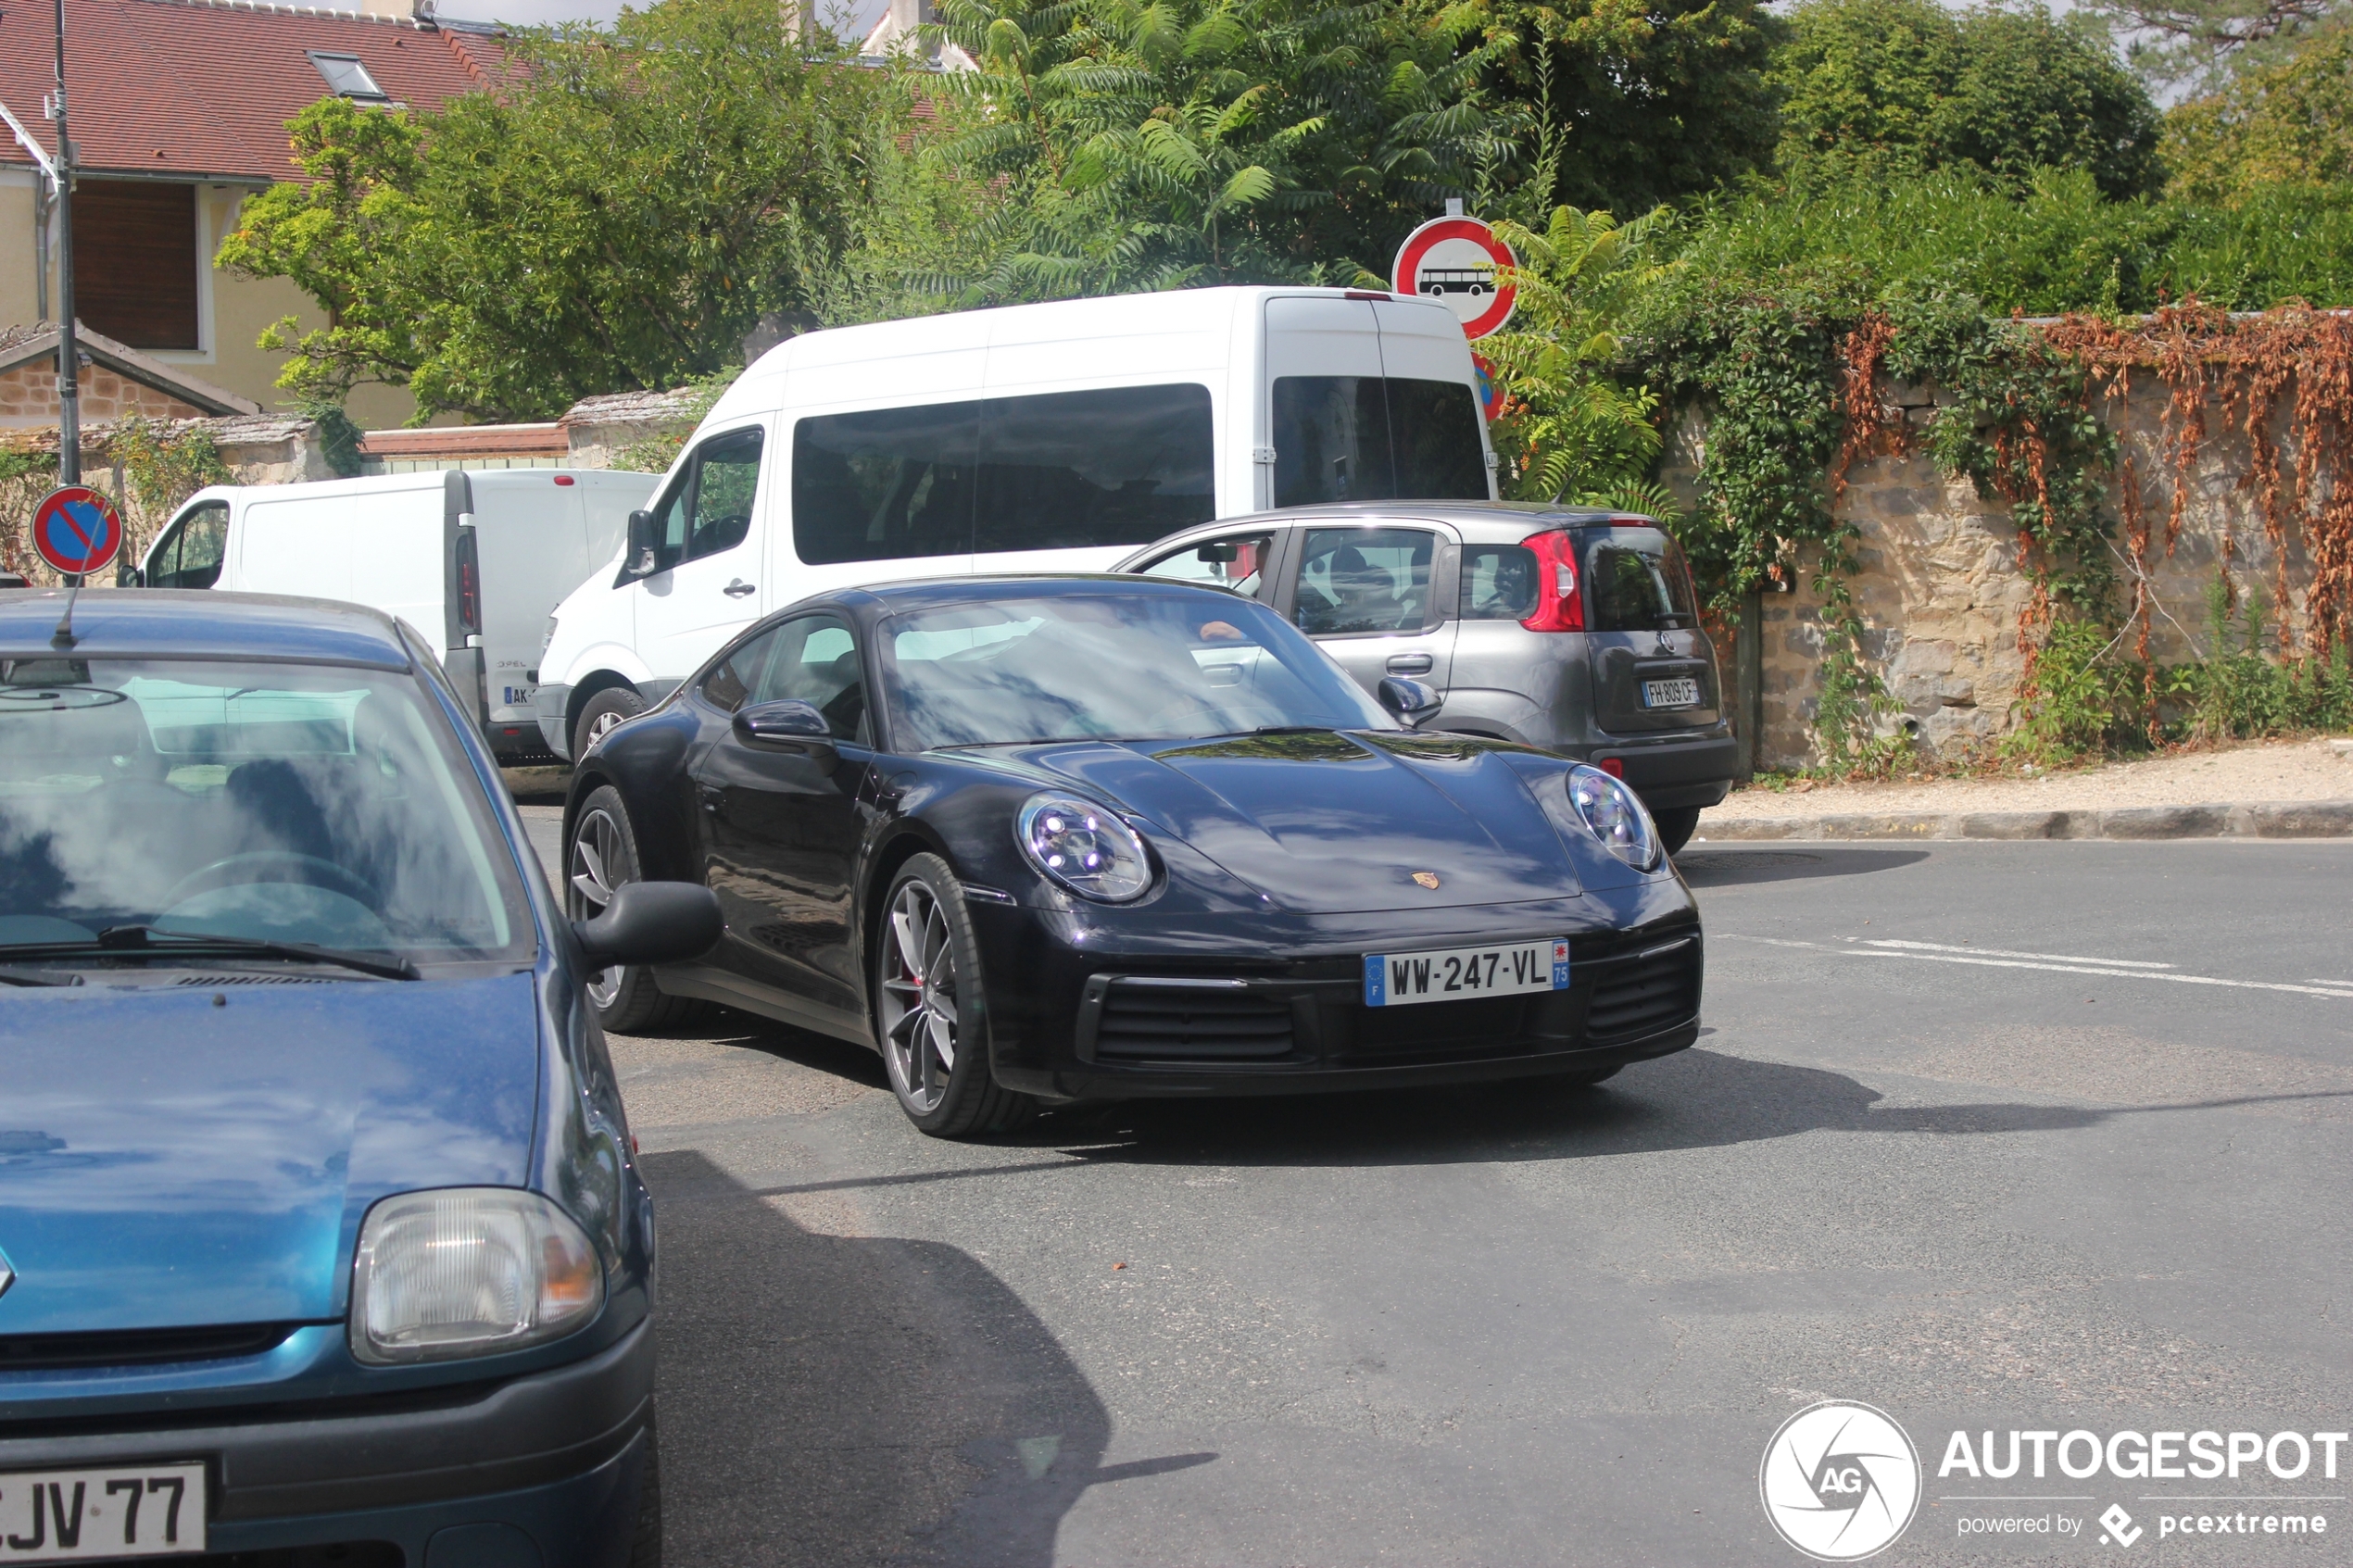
134 467 657 761
534 285 1496 760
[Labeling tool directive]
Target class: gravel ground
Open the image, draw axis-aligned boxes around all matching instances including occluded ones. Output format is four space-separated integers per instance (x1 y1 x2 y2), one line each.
1704 734 2353 823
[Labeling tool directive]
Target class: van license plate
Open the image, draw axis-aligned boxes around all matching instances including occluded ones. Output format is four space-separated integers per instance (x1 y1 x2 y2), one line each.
1364 939 1568 1008
0 1462 205 1558
1642 677 1699 709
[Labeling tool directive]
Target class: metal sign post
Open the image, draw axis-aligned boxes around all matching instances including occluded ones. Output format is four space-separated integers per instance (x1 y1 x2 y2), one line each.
50 0 80 490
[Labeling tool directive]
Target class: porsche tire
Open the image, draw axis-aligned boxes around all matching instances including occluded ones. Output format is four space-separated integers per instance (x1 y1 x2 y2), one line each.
568 785 705 1035
875 853 1037 1139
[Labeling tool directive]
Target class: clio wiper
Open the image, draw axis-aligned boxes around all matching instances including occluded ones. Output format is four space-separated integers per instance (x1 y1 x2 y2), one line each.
0 927 420 981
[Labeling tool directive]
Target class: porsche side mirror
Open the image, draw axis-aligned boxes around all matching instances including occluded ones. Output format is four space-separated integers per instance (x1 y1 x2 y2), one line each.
623 509 660 578
574 881 722 969
734 699 840 770
1378 676 1442 724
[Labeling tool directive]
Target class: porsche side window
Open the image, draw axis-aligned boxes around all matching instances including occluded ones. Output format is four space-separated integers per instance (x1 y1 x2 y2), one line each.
1293 528 1434 636
701 626 782 714
1136 532 1274 596
752 615 868 743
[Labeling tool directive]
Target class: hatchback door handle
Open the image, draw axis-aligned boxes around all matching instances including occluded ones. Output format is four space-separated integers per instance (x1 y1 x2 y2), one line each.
724 579 757 598
1386 653 1434 674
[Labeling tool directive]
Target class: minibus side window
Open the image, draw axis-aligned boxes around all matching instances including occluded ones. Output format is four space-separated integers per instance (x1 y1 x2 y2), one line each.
973 384 1214 553
793 384 1215 566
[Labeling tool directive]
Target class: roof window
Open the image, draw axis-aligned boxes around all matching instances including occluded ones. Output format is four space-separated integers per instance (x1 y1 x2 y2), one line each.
308 52 388 101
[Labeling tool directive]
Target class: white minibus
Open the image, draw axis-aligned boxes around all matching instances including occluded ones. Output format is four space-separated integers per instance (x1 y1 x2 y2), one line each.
534 285 1495 760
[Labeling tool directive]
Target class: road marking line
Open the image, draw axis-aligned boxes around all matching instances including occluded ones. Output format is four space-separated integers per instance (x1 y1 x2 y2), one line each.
1719 935 2353 1000
1864 937 2175 968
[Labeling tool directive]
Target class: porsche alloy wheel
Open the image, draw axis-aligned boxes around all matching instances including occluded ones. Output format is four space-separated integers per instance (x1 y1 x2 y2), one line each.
566 785 701 1034
570 803 629 1011
880 876 958 1116
874 854 1035 1138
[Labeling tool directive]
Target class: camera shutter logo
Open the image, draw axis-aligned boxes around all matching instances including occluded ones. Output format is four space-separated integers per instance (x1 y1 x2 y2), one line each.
1759 1400 1922 1561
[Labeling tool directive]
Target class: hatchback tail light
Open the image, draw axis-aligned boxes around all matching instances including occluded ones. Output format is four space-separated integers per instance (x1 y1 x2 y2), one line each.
1518 529 1583 632
455 528 482 637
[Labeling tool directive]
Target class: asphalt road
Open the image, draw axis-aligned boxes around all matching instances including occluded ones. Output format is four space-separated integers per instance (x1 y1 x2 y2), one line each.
517 809 2353 1565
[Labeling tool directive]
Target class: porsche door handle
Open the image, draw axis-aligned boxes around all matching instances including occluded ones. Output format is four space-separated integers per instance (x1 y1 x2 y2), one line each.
723 579 757 598
1385 653 1434 675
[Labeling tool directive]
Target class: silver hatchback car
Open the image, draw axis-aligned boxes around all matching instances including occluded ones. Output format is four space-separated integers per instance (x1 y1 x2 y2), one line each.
1114 502 1737 853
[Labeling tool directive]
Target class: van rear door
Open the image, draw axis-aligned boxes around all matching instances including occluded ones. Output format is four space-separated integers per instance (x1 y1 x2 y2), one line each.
1263 295 1493 510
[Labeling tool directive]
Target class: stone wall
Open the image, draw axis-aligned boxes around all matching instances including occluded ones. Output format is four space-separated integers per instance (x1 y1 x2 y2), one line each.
1675 373 2323 771
1 416 333 583
0 361 210 427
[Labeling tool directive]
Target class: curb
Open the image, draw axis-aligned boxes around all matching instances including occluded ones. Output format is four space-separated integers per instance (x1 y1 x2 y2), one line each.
1698 799 2353 843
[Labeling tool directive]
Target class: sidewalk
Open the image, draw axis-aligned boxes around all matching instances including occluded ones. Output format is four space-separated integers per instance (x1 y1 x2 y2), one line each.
1698 735 2353 842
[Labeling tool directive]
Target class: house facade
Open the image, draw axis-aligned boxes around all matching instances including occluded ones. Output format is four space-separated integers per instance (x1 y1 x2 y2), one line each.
0 0 500 429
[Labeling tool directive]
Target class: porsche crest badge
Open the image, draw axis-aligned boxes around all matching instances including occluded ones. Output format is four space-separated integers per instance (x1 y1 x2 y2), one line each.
1412 871 1441 889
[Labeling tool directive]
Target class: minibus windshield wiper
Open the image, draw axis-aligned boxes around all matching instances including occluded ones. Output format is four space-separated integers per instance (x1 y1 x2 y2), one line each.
0 928 420 981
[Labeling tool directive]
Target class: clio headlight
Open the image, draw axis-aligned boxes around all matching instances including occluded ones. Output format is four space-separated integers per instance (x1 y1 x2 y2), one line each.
1016 794 1153 902
349 1188 604 1365
1564 765 1661 871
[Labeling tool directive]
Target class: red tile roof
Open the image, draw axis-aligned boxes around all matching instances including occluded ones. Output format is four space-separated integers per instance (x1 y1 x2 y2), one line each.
0 0 502 183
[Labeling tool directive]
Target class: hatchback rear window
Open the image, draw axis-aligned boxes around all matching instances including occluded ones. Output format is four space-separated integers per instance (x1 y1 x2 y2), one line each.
1587 540 1699 631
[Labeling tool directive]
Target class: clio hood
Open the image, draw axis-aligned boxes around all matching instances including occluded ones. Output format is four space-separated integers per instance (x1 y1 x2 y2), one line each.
0 975 540 1335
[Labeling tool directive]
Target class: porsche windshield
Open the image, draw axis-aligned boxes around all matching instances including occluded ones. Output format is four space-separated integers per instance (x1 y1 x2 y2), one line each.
881 593 1392 750
0 657 531 967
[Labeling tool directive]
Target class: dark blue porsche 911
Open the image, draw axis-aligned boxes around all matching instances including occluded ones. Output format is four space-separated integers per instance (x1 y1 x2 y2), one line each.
0 590 717 1564
567 574 1703 1139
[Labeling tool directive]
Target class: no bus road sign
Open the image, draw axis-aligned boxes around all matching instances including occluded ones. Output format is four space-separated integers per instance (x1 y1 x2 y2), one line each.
31 485 125 578
1392 214 1517 341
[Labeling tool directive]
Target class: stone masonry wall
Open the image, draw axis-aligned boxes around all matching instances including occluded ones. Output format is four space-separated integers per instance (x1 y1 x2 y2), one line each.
0 362 208 428
1673 373 2322 771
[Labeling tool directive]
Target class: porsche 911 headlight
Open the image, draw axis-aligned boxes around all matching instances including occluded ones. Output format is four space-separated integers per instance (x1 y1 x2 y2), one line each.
1017 794 1153 902
1565 765 1660 871
349 1188 604 1365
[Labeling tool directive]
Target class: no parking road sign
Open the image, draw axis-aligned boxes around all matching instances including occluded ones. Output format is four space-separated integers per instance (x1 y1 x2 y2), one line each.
31 485 125 578
1391 214 1517 341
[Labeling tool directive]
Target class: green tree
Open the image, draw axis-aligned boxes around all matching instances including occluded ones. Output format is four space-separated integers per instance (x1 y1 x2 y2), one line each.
1769 0 2164 199
1479 204 1678 506
1468 0 1785 214
220 0 898 421
2163 24 2353 201
2086 0 2346 96
909 0 1506 299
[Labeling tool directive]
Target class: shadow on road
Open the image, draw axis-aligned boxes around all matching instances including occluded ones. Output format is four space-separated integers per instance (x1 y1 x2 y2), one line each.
977 1047 2120 1173
643 1148 1211 1568
1675 847 1931 887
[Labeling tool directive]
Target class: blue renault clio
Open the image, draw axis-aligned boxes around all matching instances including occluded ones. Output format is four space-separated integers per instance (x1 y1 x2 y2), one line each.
0 590 718 1567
